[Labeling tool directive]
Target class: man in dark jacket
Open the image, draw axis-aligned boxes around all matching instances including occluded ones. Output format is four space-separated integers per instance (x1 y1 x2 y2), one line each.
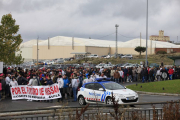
141 68 148 83
149 68 154 82
123 67 128 82
17 74 27 85
128 68 133 82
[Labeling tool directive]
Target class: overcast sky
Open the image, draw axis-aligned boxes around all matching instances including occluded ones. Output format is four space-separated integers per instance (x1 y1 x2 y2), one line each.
0 0 179 42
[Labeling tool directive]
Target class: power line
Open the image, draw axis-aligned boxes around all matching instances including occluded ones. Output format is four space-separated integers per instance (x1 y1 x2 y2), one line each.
95 32 116 39
119 33 139 38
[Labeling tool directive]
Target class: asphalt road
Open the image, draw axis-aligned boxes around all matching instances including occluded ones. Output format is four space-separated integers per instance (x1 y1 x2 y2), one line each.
0 82 179 111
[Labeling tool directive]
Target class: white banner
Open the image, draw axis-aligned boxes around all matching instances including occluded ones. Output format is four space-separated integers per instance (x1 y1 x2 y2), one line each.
10 84 61 100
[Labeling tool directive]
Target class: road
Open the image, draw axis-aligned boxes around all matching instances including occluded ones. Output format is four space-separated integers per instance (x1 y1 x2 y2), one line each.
0 82 179 111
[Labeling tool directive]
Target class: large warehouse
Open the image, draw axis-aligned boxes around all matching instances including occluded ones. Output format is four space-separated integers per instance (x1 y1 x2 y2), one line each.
18 36 180 61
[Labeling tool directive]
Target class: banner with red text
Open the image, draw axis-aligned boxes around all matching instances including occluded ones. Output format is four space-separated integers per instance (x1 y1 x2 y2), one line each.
10 84 61 100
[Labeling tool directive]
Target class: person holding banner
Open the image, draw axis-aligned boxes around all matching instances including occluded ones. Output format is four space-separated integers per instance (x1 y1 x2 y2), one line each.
9 77 18 87
27 74 38 101
57 75 64 102
46 75 54 103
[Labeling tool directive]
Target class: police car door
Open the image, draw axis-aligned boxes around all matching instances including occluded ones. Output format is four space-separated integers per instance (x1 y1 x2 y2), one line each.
84 83 95 102
93 83 105 103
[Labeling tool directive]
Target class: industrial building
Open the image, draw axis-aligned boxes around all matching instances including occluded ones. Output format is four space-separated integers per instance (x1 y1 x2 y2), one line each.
18 36 180 61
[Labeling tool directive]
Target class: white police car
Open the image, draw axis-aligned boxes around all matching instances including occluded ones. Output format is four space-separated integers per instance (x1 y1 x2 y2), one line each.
77 78 138 105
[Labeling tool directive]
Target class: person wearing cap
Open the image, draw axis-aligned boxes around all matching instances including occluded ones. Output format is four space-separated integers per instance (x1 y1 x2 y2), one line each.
5 74 11 97
71 75 80 102
57 75 64 102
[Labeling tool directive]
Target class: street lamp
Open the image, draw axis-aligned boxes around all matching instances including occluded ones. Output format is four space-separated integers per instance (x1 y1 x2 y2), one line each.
115 24 119 59
145 0 148 67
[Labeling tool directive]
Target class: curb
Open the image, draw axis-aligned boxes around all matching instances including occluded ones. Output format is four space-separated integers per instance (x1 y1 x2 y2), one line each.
136 91 180 96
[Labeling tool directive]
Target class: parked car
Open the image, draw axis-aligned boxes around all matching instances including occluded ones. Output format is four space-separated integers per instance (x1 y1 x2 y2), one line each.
75 65 84 69
47 60 55 65
121 63 133 68
95 63 105 69
121 54 133 59
149 63 159 68
101 55 107 58
34 61 44 65
64 58 71 62
87 54 99 58
103 64 115 68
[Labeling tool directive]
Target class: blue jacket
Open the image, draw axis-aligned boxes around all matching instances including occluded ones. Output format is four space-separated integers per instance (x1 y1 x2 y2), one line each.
46 79 54 85
63 78 70 88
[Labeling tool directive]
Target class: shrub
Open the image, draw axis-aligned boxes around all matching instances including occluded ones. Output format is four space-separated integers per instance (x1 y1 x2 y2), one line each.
156 51 167 54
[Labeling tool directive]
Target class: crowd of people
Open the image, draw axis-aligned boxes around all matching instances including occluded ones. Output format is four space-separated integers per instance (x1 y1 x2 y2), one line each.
0 64 179 102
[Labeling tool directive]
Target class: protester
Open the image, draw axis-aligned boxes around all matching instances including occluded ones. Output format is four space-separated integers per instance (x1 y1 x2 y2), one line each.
168 67 174 80
57 75 64 102
17 74 27 85
46 75 54 103
128 68 133 82
156 68 161 81
27 74 38 101
5 74 11 97
9 77 18 87
123 67 128 83
71 75 79 102
137 66 142 82
114 70 120 83
63 74 70 100
118 68 123 83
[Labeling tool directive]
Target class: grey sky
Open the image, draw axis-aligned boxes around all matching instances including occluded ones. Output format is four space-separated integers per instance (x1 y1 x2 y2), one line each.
0 0 179 42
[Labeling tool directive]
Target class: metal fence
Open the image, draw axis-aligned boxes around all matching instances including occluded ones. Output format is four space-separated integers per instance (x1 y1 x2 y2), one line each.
1 101 179 120
0 108 164 120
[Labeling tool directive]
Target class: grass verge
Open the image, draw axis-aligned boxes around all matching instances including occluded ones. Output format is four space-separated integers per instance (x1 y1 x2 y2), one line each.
126 80 180 94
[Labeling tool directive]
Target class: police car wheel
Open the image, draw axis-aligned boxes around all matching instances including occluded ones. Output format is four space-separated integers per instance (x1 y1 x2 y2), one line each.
78 96 86 105
106 97 113 105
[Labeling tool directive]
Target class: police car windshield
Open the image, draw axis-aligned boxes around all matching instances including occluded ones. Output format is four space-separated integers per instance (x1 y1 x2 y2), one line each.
102 82 125 90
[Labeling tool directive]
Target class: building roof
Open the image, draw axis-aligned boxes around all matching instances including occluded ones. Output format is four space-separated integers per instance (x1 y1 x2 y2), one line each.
21 36 180 48
36 36 123 47
20 39 44 48
150 35 159 37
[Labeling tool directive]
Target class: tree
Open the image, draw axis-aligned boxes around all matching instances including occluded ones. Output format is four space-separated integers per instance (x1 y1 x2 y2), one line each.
0 14 24 65
134 46 146 56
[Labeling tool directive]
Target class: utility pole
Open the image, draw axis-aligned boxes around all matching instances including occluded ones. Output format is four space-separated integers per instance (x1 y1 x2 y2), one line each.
37 36 39 68
48 37 50 49
145 0 148 67
151 39 152 54
140 32 141 47
72 37 74 50
177 36 178 43
115 24 119 58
